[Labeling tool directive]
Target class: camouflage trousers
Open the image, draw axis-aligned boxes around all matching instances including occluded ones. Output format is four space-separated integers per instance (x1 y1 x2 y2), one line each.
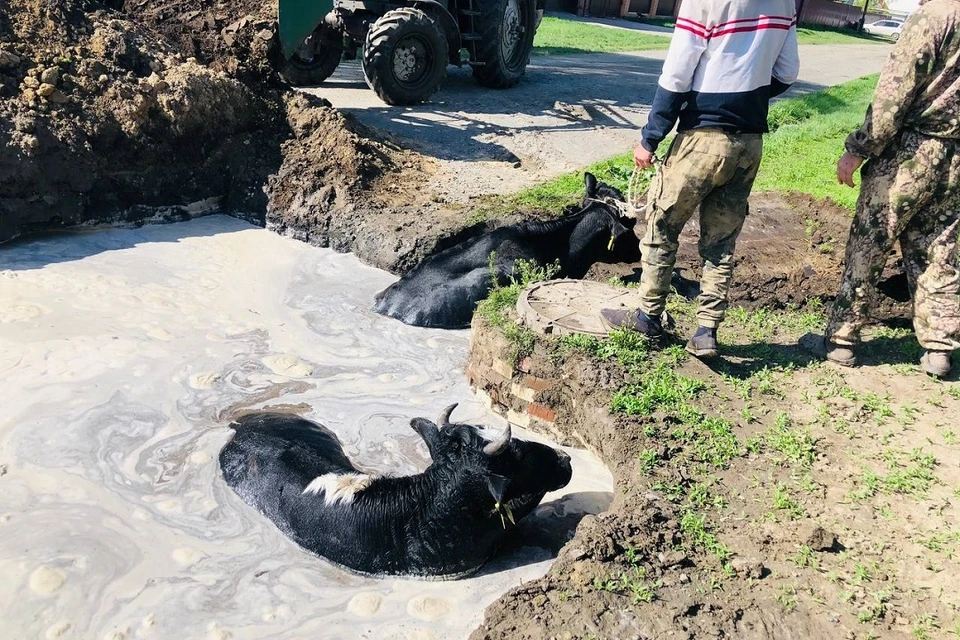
639 129 763 328
826 131 960 352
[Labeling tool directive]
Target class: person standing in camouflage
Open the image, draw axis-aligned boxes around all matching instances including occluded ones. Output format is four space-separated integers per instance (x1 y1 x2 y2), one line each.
812 0 960 379
600 0 800 358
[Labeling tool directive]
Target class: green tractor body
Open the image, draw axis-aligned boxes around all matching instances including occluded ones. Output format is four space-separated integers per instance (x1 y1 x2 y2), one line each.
276 0 543 105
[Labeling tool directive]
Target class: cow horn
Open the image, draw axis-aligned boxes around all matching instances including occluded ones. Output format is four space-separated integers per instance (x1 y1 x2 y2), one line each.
483 423 512 456
438 403 458 429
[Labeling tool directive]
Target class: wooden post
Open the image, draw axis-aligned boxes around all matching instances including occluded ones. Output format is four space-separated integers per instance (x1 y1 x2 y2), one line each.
619 0 630 17
648 0 660 17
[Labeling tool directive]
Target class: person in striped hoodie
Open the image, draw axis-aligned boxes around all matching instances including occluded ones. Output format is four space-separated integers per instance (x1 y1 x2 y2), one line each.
601 0 800 358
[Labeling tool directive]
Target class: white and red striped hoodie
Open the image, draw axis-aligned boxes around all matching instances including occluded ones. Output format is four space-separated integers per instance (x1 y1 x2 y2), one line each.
640 0 801 152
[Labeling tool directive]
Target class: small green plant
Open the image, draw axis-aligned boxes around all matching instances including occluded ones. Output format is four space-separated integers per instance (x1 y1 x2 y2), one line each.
680 510 731 561
851 467 881 500
611 363 705 417
773 484 807 520
856 590 890 624
947 385 960 401
917 530 960 557
751 367 781 396
765 412 816 469
913 614 940 640
476 256 560 363
777 585 798 612
861 392 895 424
593 565 660 605
789 545 818 569
721 372 752 400
853 561 876 585
638 448 659 474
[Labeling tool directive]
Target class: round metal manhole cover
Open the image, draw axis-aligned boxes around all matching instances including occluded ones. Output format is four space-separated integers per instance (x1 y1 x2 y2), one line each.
516 279 636 337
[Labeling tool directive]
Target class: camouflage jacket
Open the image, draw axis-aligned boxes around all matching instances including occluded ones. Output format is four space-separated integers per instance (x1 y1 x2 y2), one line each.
846 0 960 159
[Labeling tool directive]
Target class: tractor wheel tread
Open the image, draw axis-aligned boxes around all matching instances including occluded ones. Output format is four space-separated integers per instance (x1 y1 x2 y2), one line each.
362 7 448 105
277 25 343 87
470 0 537 89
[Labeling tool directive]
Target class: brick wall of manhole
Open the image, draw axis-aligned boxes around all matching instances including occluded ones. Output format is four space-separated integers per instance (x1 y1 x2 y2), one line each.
516 279 636 337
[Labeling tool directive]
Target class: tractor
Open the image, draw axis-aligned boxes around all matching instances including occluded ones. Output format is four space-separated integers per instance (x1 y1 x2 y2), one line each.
276 0 543 105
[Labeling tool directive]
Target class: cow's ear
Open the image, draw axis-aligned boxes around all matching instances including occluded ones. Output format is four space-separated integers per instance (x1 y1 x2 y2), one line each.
410 418 440 456
584 172 598 198
486 474 511 504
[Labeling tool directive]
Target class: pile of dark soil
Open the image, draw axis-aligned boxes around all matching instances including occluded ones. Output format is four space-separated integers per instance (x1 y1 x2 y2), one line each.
0 0 469 273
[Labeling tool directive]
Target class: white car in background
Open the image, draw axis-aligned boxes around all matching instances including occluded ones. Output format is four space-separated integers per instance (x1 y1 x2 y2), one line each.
863 18 905 40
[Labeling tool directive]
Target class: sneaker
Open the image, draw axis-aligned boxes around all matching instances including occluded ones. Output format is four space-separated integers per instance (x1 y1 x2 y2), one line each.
798 333 857 367
920 350 952 379
686 326 718 359
599 307 664 338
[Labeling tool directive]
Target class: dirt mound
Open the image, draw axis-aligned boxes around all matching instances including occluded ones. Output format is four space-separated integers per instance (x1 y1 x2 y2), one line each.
0 0 460 262
590 191 911 322
119 0 277 83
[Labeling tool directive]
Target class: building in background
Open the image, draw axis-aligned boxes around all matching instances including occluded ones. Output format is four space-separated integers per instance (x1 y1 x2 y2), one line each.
558 0 918 26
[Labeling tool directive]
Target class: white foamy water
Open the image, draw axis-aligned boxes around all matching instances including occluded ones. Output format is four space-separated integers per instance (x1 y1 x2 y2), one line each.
0 216 613 640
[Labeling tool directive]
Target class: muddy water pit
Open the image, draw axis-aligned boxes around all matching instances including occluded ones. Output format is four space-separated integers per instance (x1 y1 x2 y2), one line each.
0 216 613 640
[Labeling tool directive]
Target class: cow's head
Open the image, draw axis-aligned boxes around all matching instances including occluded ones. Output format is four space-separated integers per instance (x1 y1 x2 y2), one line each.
578 173 639 261
583 171 626 204
411 404 572 523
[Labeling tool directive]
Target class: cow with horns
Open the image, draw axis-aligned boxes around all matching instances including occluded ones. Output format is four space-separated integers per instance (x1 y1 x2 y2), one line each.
218 404 573 578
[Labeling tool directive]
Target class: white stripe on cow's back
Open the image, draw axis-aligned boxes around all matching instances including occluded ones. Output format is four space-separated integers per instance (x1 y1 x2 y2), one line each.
302 473 376 505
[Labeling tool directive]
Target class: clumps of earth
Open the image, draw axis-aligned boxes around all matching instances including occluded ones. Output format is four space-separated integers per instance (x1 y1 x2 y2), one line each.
0 0 452 272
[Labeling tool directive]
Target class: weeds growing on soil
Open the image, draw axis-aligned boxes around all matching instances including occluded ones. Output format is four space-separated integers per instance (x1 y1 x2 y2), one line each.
476 255 559 363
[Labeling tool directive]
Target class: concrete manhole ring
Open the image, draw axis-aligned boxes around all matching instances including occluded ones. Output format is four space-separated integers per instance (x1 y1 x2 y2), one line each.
516 279 637 337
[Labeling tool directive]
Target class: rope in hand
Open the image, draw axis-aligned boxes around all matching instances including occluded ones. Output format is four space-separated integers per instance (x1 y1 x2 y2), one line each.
624 156 661 220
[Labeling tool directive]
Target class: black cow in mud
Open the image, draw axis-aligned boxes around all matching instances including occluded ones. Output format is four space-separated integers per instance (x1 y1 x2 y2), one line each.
218 404 572 578
372 173 639 329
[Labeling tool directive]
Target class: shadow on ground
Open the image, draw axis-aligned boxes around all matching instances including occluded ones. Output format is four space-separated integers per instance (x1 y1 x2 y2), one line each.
316 56 824 167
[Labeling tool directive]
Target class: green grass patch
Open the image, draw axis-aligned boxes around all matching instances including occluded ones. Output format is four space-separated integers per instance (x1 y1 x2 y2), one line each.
795 24 893 45
851 447 939 499
476 256 559 363
726 303 826 341
533 16 670 55
765 412 817 469
774 484 808 520
506 75 878 214
755 75 879 209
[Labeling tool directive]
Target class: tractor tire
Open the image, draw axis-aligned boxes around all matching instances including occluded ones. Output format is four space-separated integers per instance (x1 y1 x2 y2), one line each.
471 0 537 89
278 24 343 87
362 8 449 106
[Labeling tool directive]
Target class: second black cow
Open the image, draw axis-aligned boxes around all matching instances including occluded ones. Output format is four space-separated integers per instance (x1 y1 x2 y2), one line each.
373 173 638 329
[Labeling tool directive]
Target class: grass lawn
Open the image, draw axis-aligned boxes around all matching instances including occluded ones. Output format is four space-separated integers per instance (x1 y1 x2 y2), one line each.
533 16 671 55
534 16 892 55
506 74 879 213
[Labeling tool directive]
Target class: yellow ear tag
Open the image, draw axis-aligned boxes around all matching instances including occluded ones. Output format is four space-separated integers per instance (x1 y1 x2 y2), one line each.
607 234 616 251
491 502 516 529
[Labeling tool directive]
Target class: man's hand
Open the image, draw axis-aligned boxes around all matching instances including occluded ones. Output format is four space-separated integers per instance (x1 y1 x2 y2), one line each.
634 144 655 169
837 152 864 188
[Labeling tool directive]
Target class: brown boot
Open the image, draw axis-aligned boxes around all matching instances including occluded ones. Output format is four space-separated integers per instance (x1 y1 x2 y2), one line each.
920 350 952 379
599 308 664 338
686 327 718 359
799 333 857 367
